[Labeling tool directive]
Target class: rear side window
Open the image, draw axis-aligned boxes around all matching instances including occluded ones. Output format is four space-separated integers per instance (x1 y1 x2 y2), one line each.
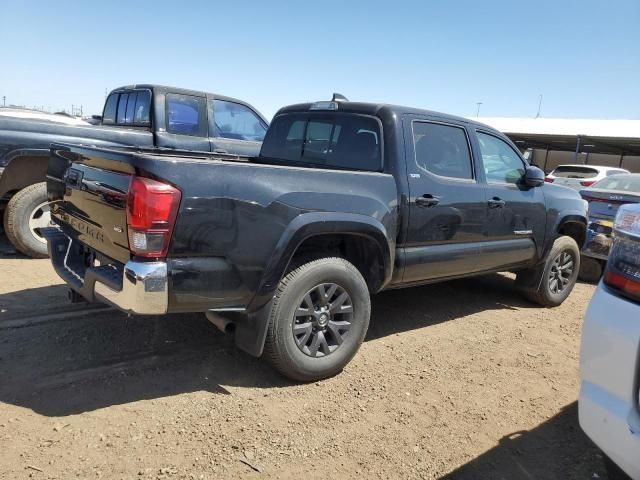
116 93 129 124
260 113 382 171
552 166 599 178
102 94 118 124
413 122 473 179
166 94 207 136
212 100 267 141
104 90 151 126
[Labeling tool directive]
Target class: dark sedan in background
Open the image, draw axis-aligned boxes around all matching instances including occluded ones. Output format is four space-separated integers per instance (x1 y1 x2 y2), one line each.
579 174 640 281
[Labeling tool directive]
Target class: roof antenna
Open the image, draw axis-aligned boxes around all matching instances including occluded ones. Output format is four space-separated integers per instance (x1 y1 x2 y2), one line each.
332 93 348 102
535 94 543 118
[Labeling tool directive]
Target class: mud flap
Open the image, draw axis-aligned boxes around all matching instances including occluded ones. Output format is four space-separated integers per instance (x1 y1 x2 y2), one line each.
234 299 274 357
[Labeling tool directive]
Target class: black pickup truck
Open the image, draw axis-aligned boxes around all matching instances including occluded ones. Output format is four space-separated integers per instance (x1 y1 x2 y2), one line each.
0 85 268 257
44 97 588 381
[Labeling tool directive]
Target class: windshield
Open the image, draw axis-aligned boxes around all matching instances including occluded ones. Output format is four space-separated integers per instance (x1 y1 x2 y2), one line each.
552 166 599 178
592 175 640 193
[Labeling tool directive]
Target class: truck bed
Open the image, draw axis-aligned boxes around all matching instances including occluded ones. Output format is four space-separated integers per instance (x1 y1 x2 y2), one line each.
47 143 398 313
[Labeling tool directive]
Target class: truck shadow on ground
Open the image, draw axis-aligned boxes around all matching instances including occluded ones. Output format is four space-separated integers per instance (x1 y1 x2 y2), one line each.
441 402 607 480
1 273 535 417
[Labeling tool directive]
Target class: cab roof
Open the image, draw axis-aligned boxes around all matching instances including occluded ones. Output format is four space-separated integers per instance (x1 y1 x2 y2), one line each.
108 84 268 124
276 101 503 135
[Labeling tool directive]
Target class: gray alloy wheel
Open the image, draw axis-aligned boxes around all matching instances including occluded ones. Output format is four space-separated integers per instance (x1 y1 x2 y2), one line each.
516 235 580 307
292 283 354 358
264 257 371 382
547 251 575 295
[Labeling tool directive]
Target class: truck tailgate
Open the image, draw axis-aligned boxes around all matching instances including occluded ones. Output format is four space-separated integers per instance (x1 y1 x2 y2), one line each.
47 144 135 264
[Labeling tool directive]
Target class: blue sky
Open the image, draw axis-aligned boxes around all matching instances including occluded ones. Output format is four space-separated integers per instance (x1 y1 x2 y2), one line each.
1 0 638 120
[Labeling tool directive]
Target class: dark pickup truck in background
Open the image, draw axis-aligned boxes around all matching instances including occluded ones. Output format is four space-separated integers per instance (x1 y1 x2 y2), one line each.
0 84 268 257
44 97 588 381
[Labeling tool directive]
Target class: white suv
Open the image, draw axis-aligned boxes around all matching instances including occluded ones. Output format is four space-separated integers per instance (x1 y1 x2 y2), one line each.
546 164 629 191
579 203 640 479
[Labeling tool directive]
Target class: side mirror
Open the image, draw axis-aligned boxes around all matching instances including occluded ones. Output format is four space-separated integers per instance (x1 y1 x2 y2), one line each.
524 166 545 187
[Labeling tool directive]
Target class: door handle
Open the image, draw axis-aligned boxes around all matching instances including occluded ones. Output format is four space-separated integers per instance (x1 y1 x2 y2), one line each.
415 194 440 207
213 149 228 154
488 197 506 208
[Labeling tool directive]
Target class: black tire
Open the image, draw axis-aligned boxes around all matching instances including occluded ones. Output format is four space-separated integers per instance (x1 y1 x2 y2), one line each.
3 182 50 258
516 236 580 307
578 256 603 283
264 257 371 382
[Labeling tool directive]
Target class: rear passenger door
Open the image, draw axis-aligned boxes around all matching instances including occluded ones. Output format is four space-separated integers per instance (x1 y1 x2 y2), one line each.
473 130 546 269
155 93 211 152
209 99 267 157
401 116 487 283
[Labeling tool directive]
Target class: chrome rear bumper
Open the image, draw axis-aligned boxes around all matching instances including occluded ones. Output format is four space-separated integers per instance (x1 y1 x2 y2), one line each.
44 228 168 315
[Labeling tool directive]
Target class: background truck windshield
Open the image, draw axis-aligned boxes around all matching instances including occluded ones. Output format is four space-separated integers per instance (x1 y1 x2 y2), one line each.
260 113 382 171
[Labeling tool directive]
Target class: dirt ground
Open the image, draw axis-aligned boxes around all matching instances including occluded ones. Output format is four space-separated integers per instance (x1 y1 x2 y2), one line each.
0 233 607 479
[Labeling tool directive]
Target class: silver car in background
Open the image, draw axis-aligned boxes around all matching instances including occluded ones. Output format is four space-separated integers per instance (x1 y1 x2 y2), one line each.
545 164 629 190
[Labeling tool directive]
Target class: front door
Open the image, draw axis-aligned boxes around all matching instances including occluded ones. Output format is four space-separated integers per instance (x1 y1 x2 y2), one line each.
401 117 487 283
473 131 546 270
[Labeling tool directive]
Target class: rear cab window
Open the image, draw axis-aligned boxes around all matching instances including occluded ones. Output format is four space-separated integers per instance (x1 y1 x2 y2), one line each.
102 90 151 127
260 112 383 171
552 166 599 179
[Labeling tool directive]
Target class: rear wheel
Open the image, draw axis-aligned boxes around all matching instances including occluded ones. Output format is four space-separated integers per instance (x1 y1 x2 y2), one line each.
3 182 51 258
516 236 580 307
264 257 371 381
578 256 603 283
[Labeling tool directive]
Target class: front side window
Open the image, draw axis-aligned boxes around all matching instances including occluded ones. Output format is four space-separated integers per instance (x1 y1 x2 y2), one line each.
413 122 473 179
260 113 382 171
212 100 267 142
166 94 206 136
477 132 525 184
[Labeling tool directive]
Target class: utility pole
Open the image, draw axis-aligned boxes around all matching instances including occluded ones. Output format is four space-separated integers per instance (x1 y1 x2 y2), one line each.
2 96 5 107
475 102 483 118
535 94 543 118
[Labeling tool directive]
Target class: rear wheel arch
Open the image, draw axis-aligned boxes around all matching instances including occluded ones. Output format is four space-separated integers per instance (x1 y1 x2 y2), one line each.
0 150 50 199
250 213 393 312
286 232 388 293
235 215 393 358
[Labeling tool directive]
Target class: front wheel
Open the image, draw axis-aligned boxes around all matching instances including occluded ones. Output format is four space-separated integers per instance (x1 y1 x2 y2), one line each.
516 236 580 307
263 257 371 382
3 182 51 258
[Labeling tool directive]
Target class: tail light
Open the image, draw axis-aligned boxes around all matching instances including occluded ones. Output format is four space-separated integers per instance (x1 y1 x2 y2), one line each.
127 176 181 258
544 177 554 183
580 180 596 187
603 204 640 303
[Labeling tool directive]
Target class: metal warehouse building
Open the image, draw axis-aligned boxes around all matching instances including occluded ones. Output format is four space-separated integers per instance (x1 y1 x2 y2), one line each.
475 117 640 173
